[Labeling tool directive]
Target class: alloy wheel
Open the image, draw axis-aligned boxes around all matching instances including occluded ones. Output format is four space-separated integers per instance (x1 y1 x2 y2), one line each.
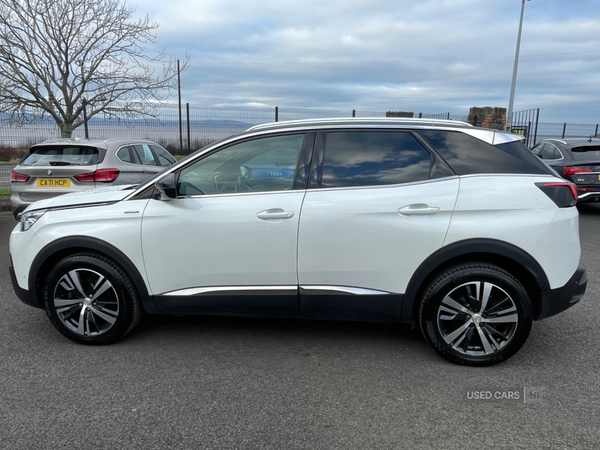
436 281 519 356
53 268 120 337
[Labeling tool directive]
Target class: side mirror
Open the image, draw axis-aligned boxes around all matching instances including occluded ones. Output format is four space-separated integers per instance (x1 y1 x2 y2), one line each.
154 173 177 200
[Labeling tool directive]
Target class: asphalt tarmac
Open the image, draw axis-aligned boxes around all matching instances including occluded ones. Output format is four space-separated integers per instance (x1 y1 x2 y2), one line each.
1 205 600 449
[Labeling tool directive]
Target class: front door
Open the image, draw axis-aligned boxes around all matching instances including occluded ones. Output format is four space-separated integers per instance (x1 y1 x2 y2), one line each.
140 133 312 317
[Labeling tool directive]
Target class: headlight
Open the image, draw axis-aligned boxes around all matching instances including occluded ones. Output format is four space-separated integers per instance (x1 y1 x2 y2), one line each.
21 210 46 232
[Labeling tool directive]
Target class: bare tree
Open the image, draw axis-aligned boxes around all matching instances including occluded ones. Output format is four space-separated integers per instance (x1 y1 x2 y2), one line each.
0 0 186 137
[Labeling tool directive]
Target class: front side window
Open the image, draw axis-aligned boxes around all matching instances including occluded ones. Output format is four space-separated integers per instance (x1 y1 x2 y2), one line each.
177 134 305 196
151 145 176 167
319 131 431 188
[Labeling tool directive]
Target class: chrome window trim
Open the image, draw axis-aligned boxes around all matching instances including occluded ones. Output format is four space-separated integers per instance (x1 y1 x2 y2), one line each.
305 175 459 193
179 189 302 200
458 173 557 179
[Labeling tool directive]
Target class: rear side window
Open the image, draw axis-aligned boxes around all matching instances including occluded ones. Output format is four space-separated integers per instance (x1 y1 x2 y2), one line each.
496 141 556 175
418 131 551 175
133 145 157 166
20 146 99 166
116 146 137 164
319 131 432 188
539 144 561 159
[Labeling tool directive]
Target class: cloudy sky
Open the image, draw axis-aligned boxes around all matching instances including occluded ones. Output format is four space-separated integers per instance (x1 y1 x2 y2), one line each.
129 0 600 123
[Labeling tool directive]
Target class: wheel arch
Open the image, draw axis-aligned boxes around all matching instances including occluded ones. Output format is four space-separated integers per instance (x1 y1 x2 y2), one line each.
28 236 158 313
403 239 551 324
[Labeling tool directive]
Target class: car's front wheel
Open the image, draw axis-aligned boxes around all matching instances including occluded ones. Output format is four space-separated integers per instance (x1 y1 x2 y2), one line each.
419 263 533 366
43 253 142 344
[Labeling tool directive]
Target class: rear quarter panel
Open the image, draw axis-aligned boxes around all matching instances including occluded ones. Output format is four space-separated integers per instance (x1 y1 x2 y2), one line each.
444 175 580 289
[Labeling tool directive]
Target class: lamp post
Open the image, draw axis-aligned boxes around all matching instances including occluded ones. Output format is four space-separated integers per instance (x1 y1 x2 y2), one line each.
506 0 530 133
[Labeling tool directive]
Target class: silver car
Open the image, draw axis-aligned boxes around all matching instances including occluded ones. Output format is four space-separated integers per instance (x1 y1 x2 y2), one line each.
10 138 176 219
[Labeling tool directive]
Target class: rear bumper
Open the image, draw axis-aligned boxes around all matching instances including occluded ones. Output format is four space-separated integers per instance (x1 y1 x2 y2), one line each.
537 263 586 320
576 187 600 202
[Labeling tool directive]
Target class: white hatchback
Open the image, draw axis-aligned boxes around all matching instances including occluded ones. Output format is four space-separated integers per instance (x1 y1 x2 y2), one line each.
9 118 587 366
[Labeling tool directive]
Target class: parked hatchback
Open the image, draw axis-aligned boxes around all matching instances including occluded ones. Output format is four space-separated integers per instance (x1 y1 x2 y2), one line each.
9 118 586 366
10 138 176 219
531 138 600 203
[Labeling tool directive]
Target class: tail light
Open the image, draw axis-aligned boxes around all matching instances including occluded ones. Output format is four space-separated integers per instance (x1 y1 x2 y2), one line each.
564 166 593 176
536 182 577 207
74 168 120 183
11 170 30 182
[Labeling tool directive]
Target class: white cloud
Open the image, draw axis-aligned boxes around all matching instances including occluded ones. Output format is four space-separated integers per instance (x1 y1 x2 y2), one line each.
127 0 600 123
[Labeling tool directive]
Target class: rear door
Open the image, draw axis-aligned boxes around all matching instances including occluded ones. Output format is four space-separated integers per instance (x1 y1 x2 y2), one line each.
297 130 459 321
115 145 144 184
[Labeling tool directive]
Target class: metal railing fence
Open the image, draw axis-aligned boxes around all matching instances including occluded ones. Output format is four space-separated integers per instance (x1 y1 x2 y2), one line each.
1 103 470 152
1 102 598 154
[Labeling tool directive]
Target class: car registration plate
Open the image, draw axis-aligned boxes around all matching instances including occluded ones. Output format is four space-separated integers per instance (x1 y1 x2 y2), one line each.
37 178 71 187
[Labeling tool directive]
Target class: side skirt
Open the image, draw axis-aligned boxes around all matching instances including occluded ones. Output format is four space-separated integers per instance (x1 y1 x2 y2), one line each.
300 286 403 322
153 285 405 323
154 286 300 318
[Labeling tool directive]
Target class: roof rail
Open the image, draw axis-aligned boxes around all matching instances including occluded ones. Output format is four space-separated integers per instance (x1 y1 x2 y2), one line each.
246 117 472 132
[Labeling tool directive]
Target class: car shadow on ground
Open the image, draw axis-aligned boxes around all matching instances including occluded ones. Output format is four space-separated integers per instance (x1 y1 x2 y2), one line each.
130 313 424 347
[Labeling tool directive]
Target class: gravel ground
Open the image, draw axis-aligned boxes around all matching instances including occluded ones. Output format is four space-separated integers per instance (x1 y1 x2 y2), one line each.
1 205 600 450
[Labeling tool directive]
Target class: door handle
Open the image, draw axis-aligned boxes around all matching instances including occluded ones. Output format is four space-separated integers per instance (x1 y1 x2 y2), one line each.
398 204 440 216
256 208 295 220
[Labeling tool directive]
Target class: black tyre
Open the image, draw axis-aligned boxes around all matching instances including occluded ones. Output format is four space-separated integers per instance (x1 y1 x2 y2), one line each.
43 253 142 345
419 263 533 366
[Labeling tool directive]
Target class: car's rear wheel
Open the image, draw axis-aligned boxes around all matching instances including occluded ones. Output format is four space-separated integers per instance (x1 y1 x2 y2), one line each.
419 263 533 366
43 253 142 344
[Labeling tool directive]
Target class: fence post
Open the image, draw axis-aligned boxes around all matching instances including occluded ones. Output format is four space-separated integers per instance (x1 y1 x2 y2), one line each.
178 60 183 152
418 112 422 118
352 110 355 117
533 108 539 145
595 124 598 137
562 123 567 139
275 106 278 122
447 113 450 120
186 103 191 154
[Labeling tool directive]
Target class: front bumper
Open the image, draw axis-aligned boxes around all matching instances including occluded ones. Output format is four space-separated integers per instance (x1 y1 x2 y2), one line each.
9 258 41 309
537 263 587 320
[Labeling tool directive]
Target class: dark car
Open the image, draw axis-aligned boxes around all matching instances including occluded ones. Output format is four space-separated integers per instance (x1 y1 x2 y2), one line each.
531 138 600 203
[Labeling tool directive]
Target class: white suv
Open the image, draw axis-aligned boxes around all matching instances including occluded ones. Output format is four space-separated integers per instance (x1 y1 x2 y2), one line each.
9 118 587 366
